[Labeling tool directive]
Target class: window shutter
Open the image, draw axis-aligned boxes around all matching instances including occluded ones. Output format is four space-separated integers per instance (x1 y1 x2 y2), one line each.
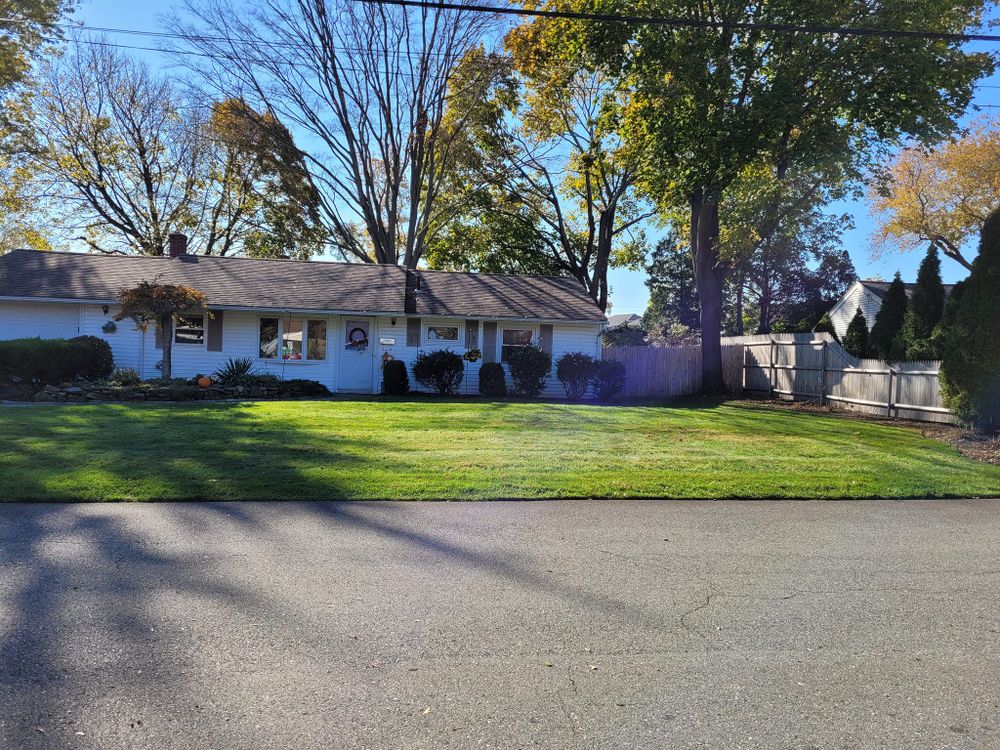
406 317 421 347
539 324 553 354
207 310 224 352
482 321 497 362
465 320 479 350
154 325 163 349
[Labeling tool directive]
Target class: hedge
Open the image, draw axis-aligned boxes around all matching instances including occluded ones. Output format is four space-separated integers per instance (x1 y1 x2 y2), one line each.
0 336 114 385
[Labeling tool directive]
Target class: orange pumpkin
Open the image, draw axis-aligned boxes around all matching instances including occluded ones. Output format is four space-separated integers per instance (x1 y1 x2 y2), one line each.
197 376 212 388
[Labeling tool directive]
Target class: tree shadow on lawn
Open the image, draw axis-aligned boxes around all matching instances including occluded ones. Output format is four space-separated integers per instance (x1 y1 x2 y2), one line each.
0 402 407 501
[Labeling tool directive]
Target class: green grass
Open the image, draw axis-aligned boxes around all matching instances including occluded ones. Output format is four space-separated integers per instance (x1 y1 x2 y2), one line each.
1 398 997 501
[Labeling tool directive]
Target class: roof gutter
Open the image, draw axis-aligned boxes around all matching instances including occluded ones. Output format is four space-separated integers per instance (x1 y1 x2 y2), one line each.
0 296 606 325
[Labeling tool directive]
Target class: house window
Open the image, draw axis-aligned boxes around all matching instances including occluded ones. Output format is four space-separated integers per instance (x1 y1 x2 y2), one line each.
426 325 459 343
174 315 205 345
259 318 279 359
307 320 327 360
282 319 304 360
259 317 328 361
501 328 534 362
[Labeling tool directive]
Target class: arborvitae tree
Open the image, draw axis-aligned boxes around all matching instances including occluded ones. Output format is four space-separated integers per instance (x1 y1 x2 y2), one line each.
940 208 1000 431
900 246 946 358
868 273 907 359
843 308 869 358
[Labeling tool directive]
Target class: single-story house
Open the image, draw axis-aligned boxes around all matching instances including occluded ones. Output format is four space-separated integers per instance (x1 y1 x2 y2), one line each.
826 279 955 339
0 241 606 396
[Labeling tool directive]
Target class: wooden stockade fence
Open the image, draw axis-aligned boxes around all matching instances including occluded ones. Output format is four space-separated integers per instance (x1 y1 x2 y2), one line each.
728 333 954 423
602 344 744 399
604 333 954 424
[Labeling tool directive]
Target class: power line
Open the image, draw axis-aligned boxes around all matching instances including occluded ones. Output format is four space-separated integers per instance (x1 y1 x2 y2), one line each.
350 0 1000 44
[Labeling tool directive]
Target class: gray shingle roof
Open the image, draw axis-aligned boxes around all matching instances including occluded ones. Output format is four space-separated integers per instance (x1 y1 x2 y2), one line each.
0 250 606 322
860 279 956 300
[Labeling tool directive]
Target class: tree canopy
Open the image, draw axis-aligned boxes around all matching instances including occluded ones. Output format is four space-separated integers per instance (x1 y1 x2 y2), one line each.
515 0 992 389
871 117 1000 270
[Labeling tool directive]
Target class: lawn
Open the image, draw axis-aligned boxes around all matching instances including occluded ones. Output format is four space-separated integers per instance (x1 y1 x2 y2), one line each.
1 398 998 501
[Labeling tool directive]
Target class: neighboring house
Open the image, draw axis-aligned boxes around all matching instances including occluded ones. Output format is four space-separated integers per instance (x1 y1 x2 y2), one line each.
606 313 643 329
0 240 605 396
826 279 955 339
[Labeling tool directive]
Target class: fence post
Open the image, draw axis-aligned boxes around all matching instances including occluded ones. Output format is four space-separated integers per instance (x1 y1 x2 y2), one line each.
820 340 827 406
769 339 776 399
886 368 895 418
741 345 747 392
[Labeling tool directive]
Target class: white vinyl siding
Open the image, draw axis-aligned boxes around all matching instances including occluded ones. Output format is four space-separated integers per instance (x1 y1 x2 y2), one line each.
0 300 81 340
828 282 884 339
1 300 603 396
376 316 602 397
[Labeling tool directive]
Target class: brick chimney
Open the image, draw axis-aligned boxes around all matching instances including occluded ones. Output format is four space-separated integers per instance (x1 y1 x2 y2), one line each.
168 233 188 257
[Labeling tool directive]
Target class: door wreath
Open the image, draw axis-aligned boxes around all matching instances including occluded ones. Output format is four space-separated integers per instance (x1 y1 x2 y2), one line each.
346 326 369 350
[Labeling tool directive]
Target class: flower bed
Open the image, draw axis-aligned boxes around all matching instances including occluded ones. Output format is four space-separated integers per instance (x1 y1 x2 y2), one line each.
1 376 330 403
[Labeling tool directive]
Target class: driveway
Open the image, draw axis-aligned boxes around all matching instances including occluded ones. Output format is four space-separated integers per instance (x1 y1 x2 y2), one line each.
1 499 998 749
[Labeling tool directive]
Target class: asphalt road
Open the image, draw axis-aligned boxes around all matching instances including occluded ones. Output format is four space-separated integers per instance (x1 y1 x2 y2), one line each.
1 499 998 750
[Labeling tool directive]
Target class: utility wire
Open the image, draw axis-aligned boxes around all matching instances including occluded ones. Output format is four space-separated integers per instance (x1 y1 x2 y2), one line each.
349 0 1000 43
46 26 1000 97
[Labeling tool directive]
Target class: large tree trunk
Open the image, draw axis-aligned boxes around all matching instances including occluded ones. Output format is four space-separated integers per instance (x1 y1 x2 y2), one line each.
159 313 173 379
690 190 726 393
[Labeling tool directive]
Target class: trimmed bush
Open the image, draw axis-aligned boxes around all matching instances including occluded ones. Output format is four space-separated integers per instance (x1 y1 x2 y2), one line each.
382 359 410 395
478 362 507 397
507 345 551 397
107 367 141 386
412 349 464 395
591 359 626 401
556 352 597 399
70 336 114 380
281 379 331 396
0 336 114 385
843 309 869 358
940 208 1000 431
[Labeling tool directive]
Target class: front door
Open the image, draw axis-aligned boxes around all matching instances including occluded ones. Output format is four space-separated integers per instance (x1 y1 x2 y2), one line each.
339 318 375 392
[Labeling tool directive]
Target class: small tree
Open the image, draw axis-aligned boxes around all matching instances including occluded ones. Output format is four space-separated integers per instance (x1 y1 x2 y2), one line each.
556 352 597 400
900 246 946 358
843 309 869 359
116 281 208 379
868 273 908 360
940 208 1000 431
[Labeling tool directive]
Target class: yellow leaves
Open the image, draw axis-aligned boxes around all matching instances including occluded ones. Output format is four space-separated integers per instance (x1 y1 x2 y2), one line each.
871 117 1000 258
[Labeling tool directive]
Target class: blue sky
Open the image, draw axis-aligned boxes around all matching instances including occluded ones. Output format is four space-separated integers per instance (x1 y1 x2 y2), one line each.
73 0 1000 313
